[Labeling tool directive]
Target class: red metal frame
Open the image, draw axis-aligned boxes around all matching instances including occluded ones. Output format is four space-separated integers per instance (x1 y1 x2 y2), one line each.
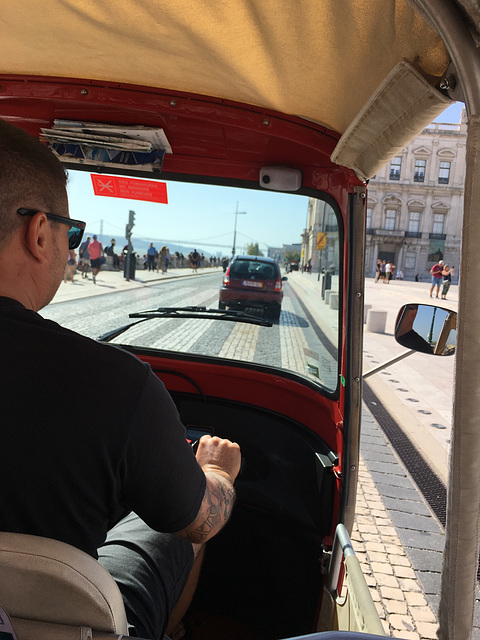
137 352 339 449
0 73 362 531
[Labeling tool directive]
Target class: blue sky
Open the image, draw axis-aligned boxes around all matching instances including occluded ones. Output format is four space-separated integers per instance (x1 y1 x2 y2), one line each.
66 101 465 254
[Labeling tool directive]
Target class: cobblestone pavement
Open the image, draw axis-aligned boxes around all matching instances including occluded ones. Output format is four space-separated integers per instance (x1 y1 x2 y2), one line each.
354 407 444 640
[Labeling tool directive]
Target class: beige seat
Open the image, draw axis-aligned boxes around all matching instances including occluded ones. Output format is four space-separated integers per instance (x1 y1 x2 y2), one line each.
0 532 128 640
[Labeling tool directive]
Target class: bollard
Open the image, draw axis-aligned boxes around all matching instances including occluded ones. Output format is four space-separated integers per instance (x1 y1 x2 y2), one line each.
366 310 387 333
325 290 332 304
364 304 372 323
330 293 339 310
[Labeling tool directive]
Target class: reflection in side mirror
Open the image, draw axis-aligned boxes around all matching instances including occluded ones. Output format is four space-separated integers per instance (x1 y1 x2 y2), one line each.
394 304 457 356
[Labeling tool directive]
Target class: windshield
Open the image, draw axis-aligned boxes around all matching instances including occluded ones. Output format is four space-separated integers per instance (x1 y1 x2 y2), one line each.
41 171 341 393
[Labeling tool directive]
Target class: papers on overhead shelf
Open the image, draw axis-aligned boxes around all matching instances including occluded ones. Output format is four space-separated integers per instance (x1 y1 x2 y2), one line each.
40 120 173 171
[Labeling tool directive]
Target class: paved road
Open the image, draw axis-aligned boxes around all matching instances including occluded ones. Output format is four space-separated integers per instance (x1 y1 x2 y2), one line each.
43 270 339 390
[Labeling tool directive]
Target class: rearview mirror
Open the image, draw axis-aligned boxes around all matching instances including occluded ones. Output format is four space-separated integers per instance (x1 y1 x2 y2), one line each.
394 304 457 356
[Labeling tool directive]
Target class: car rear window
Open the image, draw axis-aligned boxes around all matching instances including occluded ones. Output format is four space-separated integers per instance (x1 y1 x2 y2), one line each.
230 261 278 280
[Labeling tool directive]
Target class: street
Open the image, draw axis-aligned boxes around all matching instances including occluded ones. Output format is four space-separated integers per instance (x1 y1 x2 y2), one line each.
41 270 339 391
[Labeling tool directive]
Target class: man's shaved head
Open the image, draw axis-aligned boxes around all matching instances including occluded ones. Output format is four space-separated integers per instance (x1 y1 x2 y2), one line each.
0 120 67 249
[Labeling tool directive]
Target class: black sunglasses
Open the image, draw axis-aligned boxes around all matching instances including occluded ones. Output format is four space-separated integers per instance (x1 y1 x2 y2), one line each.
17 208 86 250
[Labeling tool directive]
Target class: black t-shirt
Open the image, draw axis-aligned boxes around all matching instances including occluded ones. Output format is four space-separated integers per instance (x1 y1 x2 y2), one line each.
0 297 206 557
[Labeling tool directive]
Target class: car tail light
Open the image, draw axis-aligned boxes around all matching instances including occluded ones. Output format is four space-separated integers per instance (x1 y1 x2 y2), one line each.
275 278 282 291
223 275 230 285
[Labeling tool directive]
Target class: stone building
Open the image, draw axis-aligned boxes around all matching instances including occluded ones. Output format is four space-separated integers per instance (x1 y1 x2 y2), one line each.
365 112 466 280
300 198 340 277
268 243 302 263
301 110 466 281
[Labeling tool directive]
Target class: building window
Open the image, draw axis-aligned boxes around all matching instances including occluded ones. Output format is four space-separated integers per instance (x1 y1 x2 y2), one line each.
385 209 396 230
405 252 417 269
408 211 420 233
433 213 445 235
414 159 426 182
366 208 372 229
389 157 402 180
438 161 451 184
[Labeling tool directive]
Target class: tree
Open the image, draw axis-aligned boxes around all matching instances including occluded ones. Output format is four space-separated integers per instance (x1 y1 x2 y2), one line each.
246 242 264 256
284 250 300 262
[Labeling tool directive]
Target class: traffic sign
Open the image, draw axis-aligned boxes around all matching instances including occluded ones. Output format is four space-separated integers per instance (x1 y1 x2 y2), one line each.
316 232 327 250
91 174 168 203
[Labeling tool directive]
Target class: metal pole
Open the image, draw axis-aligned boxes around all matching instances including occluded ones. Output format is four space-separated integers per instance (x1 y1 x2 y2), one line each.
362 349 415 379
232 201 238 257
231 204 246 257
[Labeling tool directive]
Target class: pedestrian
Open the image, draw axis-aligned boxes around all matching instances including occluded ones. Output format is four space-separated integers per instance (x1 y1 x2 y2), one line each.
190 249 200 273
430 259 444 298
88 234 104 284
379 260 386 282
63 248 76 283
441 264 454 300
385 261 395 283
105 239 119 269
157 245 167 273
165 247 170 272
147 242 156 271
375 259 382 282
78 235 91 278
0 120 241 640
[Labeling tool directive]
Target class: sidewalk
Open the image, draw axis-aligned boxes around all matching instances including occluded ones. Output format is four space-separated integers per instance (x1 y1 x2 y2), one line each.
51 265 222 304
288 273 455 483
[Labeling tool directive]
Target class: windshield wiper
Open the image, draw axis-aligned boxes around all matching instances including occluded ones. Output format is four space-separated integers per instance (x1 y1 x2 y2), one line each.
129 306 273 326
99 306 272 343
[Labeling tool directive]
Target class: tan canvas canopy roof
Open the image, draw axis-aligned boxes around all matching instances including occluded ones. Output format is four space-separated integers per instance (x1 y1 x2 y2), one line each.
1 0 451 137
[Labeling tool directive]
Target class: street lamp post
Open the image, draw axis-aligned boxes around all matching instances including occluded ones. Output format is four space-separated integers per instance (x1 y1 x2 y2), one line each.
232 202 247 257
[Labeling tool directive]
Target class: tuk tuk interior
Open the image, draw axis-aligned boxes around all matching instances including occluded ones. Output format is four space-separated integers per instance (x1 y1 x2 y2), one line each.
0 2 479 640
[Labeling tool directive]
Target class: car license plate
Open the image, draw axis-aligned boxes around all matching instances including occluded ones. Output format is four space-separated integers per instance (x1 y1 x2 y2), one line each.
242 280 263 288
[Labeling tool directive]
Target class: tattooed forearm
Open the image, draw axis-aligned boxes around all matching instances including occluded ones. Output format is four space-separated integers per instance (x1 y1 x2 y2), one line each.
183 471 236 544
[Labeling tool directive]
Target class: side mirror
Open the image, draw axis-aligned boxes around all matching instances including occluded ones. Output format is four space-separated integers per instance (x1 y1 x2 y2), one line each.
282 276 288 281
394 304 457 356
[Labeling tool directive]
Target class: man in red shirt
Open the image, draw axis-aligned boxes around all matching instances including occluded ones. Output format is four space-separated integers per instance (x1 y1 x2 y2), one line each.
430 259 444 298
88 234 104 284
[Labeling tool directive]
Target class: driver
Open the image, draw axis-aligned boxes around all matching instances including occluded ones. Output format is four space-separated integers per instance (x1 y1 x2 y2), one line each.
0 120 241 640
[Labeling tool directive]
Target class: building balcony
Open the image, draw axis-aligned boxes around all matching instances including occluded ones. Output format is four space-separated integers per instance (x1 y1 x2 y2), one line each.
373 229 405 237
405 231 422 238
429 233 447 240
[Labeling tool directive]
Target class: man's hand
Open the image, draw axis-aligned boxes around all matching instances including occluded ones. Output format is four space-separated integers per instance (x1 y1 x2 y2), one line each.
195 435 241 484
176 436 241 544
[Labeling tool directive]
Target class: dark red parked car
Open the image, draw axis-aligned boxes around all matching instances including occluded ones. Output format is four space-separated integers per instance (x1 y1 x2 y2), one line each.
219 255 286 319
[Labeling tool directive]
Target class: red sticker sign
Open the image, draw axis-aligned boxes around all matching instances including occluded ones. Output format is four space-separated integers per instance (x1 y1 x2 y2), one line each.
90 174 168 204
